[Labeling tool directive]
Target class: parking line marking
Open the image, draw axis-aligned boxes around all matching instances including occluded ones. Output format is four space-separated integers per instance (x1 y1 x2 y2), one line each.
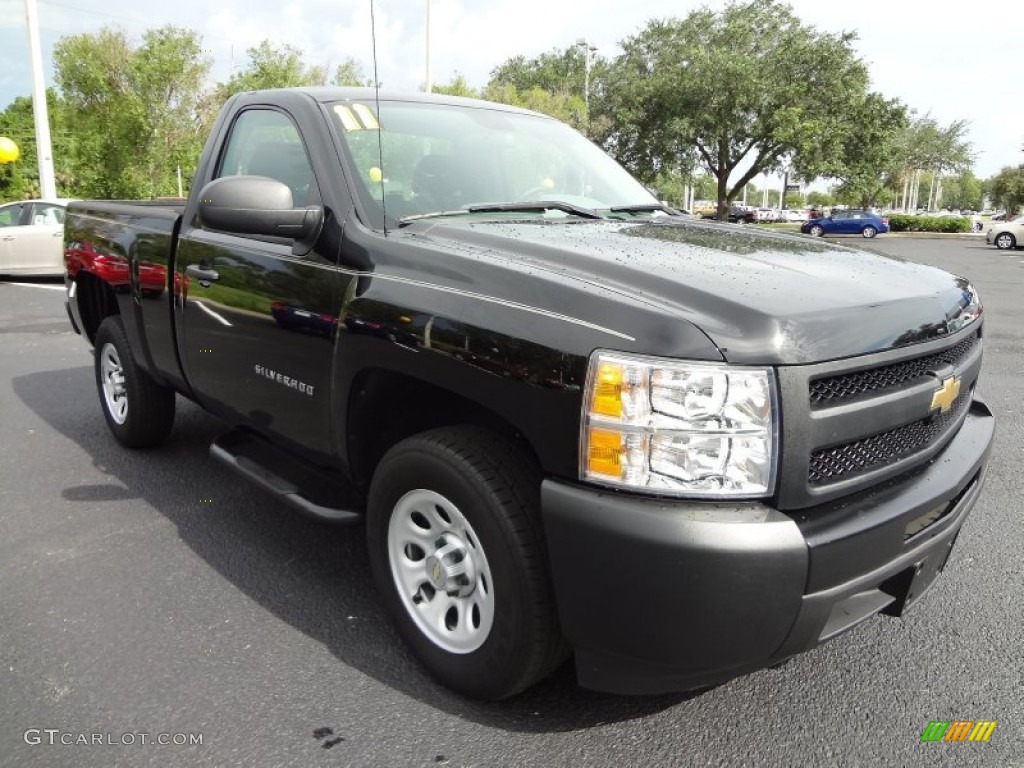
6 282 65 291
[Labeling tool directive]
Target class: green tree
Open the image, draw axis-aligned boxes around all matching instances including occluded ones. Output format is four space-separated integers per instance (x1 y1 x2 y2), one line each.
486 45 603 133
221 41 327 97
433 74 479 98
806 190 834 208
600 0 882 218
988 165 1024 214
332 57 373 87
54 26 211 198
892 115 974 210
480 82 586 129
805 93 908 207
0 89 74 200
939 171 983 211
489 46 595 98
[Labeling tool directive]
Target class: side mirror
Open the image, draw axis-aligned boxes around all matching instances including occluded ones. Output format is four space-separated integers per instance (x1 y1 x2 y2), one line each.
196 176 322 244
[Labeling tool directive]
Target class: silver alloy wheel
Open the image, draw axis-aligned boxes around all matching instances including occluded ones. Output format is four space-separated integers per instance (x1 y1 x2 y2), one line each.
995 233 1014 250
810 224 824 237
387 489 495 654
99 342 128 425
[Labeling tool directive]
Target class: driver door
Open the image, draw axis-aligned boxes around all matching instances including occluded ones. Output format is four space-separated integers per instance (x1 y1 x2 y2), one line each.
176 107 343 458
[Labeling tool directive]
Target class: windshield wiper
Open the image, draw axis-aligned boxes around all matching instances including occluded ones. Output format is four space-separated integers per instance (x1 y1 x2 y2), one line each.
609 204 685 216
397 210 472 226
466 201 604 219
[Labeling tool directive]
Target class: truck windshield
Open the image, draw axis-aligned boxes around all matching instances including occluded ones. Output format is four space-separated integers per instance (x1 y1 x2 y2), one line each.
329 98 658 228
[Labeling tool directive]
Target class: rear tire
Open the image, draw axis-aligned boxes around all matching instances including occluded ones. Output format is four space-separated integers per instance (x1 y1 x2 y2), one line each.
94 316 176 448
994 232 1016 250
861 225 878 238
367 426 567 700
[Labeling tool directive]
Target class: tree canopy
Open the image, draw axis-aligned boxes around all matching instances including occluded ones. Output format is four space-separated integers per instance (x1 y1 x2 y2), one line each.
988 166 1024 214
598 0 893 216
53 26 210 198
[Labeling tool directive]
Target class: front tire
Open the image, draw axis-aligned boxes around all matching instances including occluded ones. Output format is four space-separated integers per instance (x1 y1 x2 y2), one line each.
861 225 878 238
367 426 566 700
94 316 176 448
995 232 1016 250
809 224 824 237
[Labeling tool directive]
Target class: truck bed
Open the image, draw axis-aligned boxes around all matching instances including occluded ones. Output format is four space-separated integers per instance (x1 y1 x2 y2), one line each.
65 199 186 390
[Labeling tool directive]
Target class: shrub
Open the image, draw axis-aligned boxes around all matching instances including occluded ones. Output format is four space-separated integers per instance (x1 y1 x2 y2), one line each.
886 215 971 233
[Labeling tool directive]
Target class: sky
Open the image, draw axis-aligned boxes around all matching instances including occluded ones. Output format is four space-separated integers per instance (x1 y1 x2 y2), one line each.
2 0 1023 182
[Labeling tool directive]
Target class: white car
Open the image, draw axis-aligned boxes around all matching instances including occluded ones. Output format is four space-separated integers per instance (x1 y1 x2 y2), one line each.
0 198 70 277
781 208 808 223
986 215 1024 250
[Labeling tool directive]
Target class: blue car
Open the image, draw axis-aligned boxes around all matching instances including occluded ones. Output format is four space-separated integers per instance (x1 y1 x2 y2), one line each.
801 209 889 239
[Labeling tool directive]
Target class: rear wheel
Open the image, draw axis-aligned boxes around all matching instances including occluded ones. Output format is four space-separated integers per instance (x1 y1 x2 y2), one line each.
367 426 566 700
861 225 878 239
995 232 1016 250
809 224 824 237
94 316 176 448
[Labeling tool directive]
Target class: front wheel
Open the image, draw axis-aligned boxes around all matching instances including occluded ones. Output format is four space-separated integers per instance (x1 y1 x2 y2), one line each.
367 426 567 700
809 224 824 237
94 316 176 448
994 232 1016 250
861 225 878 239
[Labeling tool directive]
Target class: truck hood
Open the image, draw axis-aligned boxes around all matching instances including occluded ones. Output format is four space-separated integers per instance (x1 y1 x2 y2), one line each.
407 217 977 364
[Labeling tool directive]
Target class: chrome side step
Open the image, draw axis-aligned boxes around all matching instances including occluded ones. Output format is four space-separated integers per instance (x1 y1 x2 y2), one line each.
210 430 362 524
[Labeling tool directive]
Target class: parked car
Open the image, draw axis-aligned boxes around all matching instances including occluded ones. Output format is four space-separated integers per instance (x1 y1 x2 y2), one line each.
801 208 889 238
985 216 1024 250
0 199 70 277
781 208 808 223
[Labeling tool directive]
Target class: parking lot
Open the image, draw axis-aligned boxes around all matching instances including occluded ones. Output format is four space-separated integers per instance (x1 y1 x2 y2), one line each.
1 236 1022 767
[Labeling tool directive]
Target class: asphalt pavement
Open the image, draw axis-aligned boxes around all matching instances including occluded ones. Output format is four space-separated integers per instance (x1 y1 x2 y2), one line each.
1 237 1022 767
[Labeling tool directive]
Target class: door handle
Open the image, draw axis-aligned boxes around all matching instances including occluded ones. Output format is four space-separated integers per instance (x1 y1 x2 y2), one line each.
185 263 220 286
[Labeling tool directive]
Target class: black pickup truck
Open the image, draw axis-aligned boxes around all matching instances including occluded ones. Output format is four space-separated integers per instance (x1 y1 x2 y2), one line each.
64 87 994 700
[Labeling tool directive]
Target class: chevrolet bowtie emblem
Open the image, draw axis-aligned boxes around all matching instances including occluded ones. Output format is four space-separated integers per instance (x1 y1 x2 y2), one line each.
930 375 961 414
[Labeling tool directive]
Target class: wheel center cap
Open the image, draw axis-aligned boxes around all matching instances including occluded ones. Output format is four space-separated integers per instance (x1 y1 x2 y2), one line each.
425 555 447 589
424 534 477 597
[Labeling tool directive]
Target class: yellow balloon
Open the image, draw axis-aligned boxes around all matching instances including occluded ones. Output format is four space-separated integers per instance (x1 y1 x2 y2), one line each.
368 166 383 183
0 137 18 164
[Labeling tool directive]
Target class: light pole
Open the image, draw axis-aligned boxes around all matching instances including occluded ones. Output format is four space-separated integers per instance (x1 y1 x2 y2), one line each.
24 0 56 199
575 38 597 125
424 0 432 93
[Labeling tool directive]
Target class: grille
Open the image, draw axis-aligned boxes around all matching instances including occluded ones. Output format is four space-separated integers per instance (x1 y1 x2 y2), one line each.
809 332 979 406
808 392 969 485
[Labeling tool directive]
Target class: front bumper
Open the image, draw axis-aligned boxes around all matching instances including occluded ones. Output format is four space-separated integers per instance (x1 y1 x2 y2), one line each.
541 398 994 695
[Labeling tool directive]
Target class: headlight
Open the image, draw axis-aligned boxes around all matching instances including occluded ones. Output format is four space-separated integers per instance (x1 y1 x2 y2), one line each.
580 351 778 498
946 281 982 333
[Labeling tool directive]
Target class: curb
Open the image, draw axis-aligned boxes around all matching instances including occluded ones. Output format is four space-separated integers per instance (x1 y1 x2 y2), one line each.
882 232 986 241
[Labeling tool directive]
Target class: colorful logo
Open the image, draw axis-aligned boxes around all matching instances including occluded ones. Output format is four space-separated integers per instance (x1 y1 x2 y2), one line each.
920 720 996 742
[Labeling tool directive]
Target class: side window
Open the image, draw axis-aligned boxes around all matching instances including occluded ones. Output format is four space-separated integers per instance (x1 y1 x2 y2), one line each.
0 203 25 227
217 109 317 207
31 203 65 226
